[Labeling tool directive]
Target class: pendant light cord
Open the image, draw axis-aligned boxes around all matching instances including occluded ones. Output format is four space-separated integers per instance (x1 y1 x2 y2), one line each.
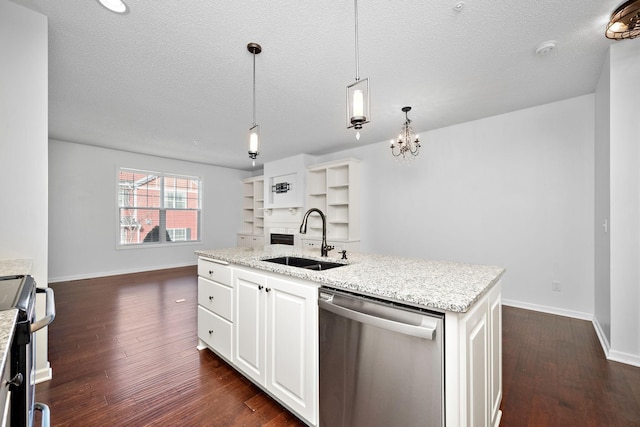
354 0 360 81
252 53 257 127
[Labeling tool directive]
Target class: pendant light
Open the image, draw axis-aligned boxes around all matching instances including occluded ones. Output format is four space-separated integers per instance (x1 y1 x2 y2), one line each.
346 0 370 140
390 106 420 159
247 43 262 166
606 0 640 40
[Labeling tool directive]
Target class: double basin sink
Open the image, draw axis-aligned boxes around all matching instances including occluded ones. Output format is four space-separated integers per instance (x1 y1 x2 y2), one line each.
263 256 345 271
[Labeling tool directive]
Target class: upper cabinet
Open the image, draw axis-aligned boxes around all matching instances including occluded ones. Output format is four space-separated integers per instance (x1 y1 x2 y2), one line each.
305 159 360 244
241 176 265 236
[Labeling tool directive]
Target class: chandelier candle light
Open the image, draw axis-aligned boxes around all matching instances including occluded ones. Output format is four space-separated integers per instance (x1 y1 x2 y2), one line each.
248 42 262 166
346 0 370 140
390 106 421 159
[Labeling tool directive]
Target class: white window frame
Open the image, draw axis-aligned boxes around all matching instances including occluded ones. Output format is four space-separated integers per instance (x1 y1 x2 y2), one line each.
117 168 201 247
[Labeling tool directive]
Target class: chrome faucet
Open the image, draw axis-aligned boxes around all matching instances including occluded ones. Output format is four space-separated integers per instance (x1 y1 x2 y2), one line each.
299 208 334 257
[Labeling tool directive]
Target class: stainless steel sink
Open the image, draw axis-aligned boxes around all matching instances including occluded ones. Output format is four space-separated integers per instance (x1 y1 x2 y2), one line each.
262 256 345 271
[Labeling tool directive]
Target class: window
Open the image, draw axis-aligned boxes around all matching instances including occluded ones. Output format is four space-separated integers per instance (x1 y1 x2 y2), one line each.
118 168 201 246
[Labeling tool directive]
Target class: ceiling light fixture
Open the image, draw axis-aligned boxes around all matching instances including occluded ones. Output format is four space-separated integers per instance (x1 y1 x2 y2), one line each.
535 40 557 56
247 42 262 167
390 107 420 159
346 0 370 141
606 0 640 39
97 0 129 14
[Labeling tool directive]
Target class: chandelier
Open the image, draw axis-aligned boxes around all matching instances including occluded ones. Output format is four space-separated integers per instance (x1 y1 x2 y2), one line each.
606 0 640 40
346 0 370 140
247 42 262 166
390 107 420 159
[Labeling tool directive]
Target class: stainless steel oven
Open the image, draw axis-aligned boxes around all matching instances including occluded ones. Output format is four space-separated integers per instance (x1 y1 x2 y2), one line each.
0 275 55 427
319 287 445 427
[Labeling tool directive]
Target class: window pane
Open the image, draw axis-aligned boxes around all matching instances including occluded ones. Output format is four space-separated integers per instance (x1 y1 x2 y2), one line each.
166 210 198 242
119 170 161 208
165 176 199 209
120 208 160 244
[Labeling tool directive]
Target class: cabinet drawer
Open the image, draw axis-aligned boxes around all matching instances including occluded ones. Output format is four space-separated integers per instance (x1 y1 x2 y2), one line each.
198 306 233 361
198 258 231 286
198 277 233 321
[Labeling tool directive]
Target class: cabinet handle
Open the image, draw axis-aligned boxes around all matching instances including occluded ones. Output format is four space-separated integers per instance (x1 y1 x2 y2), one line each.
258 285 264 290
209 270 214 275
265 288 271 293
208 296 214 301
208 330 213 335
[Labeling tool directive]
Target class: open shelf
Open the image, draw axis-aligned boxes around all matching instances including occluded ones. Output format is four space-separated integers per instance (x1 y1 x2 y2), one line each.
305 159 360 245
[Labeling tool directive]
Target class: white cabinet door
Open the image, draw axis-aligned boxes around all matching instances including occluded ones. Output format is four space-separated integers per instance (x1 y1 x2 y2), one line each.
266 276 318 425
233 269 267 385
445 280 501 427
488 284 502 427
465 302 488 427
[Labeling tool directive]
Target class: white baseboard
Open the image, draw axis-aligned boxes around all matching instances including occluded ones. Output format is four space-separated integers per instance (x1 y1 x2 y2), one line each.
501 299 592 321
35 362 52 384
608 349 640 367
48 261 196 283
592 317 611 356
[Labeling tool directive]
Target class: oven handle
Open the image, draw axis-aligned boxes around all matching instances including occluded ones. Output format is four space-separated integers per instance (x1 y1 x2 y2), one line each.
319 297 436 340
34 402 50 427
31 288 56 333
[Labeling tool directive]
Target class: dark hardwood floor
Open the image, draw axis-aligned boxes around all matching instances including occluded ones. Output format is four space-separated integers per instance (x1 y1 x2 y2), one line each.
36 267 640 426
501 306 640 427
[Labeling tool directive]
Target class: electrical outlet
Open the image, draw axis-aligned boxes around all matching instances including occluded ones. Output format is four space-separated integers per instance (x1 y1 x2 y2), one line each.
552 281 561 292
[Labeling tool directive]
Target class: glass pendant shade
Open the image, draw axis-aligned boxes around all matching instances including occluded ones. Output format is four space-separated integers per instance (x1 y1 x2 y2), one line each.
347 78 370 130
248 124 259 159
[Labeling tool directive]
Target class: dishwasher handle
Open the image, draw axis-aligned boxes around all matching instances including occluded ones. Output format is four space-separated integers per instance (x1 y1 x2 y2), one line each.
319 297 436 340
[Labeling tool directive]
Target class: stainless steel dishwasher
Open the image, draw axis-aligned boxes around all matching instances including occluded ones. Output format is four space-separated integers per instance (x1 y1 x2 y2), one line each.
319 288 445 427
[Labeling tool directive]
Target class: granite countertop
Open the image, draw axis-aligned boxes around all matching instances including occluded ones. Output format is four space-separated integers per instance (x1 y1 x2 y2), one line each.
195 246 505 313
0 259 32 378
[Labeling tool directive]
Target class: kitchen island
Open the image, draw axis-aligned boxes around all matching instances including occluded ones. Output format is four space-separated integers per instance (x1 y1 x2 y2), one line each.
195 246 505 426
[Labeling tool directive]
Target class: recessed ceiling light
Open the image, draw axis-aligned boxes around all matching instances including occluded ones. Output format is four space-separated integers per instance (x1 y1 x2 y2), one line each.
97 0 129 15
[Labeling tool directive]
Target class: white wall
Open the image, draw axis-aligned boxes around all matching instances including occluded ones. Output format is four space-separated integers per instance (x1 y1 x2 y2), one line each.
609 39 640 365
594 51 611 350
0 1 50 380
48 140 249 282
317 95 595 318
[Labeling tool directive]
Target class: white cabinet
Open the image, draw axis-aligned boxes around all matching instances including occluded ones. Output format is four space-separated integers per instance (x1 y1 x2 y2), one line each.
300 238 359 253
305 159 360 250
488 283 502 427
233 268 319 426
196 258 234 362
445 281 502 427
237 234 265 248
265 275 318 425
239 176 265 245
234 268 266 383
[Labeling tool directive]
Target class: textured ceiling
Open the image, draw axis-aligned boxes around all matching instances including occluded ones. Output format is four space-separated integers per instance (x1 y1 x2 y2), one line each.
10 0 620 170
